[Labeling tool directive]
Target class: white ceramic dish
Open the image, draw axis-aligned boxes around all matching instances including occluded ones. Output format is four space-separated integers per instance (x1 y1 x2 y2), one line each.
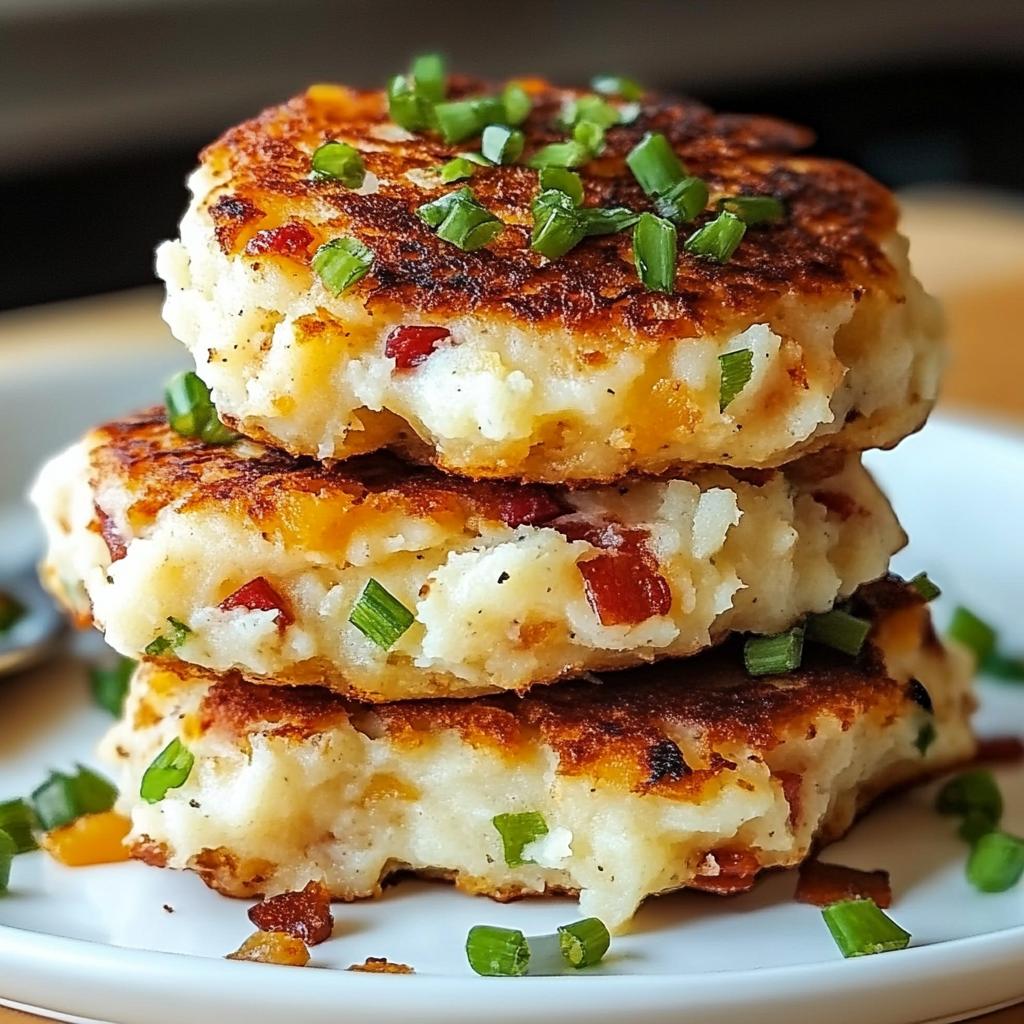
0 335 1022 1024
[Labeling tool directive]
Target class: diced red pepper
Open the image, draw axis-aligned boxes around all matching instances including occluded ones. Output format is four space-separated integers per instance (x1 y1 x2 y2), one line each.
496 489 567 528
384 325 451 369
94 504 127 562
244 223 314 258
219 577 293 628
795 860 893 908
974 735 1024 764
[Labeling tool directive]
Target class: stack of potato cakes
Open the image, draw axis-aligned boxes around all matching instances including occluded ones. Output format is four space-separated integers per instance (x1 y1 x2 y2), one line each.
32 64 974 931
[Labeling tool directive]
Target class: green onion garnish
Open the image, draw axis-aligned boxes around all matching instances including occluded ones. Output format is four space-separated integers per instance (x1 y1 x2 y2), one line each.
140 738 194 804
466 925 530 977
982 651 1024 682
655 176 709 224
806 609 872 657
386 74 433 133
632 212 677 293
411 52 446 103
966 831 1024 892
559 95 621 131
144 616 192 657
744 626 804 677
531 191 586 261
31 766 118 830
439 157 479 183
165 371 239 445
949 606 997 665
580 207 640 237
90 655 136 717
492 811 548 866
936 769 1003 831
959 809 996 844
572 120 606 158
685 211 747 263
718 349 754 411
480 125 524 166
717 195 785 225
626 132 686 198
502 83 532 126
591 75 643 101
433 96 506 144
909 572 941 602
310 140 365 189
349 578 415 650
0 590 25 634
538 167 583 206
527 141 591 170
822 898 911 957
0 799 39 853
0 831 14 894
417 187 503 251
915 722 937 756
557 918 611 969
312 237 374 295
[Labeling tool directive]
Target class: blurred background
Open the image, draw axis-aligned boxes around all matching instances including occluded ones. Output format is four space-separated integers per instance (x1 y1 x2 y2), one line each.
1 0 1022 411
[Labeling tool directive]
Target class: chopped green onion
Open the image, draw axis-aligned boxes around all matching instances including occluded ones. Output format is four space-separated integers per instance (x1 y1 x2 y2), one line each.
387 74 433 133
0 591 25 634
591 75 644 101
481 125 524 165
626 132 686 197
806 609 872 657
312 237 374 295
936 769 1003 828
527 141 591 169
655 176 709 224
616 102 642 125
466 925 530 976
439 157 479 183
31 766 118 830
144 616 192 657
559 95 621 131
165 371 239 445
418 187 503 251
632 213 677 293
458 151 494 167
433 96 505 144
959 809 996 843
966 831 1024 892
572 120 606 158
538 167 583 206
949 606 997 665
718 348 754 411
0 799 39 853
492 810 548 866
140 738 194 804
822 899 911 957
557 918 611 969
744 627 805 677
502 83 532 126
915 722 937 756
418 187 471 228
531 192 586 261
349 578 415 650
411 53 446 103
717 195 785 225
909 572 941 602
685 211 747 263
90 656 136 717
580 207 641 236
310 140 365 189
982 651 1024 682
0 830 14 894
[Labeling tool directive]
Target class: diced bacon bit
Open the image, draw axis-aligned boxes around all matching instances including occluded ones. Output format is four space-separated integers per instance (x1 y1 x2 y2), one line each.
227 930 310 966
347 957 415 974
776 770 803 828
248 880 334 945
974 735 1024 764
243 223 314 258
691 849 760 894
384 325 451 369
219 577 294 629
496 488 567 528
95 504 127 562
795 860 893 908
552 516 672 626
812 490 860 520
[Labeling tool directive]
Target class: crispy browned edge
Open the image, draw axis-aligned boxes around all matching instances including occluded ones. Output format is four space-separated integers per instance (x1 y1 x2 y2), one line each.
199 75 901 339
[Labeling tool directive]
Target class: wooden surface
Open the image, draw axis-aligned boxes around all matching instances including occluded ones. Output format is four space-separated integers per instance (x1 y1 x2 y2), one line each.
1 189 1022 1023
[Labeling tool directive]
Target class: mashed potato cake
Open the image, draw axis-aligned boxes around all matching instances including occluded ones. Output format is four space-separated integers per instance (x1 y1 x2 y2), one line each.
104 579 975 931
157 75 943 482
34 410 903 701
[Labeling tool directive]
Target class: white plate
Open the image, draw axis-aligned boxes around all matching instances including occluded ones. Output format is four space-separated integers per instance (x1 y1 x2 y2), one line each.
0 337 1022 1024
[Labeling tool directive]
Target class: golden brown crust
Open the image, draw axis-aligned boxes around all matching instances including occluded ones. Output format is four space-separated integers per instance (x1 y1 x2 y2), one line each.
190 578 928 797
199 76 901 339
